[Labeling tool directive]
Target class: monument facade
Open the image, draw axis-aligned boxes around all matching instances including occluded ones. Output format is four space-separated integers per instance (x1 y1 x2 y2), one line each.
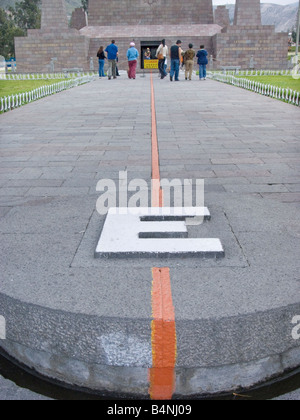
213 0 287 70
14 0 288 73
88 0 214 26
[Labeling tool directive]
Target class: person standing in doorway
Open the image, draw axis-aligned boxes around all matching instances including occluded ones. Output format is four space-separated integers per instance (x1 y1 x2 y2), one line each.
169 40 182 82
184 44 195 81
105 40 118 80
145 48 151 60
97 46 106 78
127 42 139 79
156 39 168 79
196 45 208 81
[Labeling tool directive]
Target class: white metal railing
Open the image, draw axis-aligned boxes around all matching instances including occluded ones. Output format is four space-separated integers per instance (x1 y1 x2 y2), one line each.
218 69 295 77
0 74 97 113
4 72 96 80
209 72 300 107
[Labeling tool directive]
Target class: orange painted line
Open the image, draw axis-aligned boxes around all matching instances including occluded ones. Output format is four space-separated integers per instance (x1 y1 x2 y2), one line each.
149 268 177 400
149 75 176 400
150 72 164 207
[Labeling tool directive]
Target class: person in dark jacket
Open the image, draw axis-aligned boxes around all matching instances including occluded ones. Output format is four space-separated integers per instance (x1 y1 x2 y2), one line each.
169 40 182 82
97 46 106 78
196 45 208 80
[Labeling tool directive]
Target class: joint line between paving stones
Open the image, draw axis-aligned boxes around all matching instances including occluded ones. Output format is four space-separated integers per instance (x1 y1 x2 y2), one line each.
69 209 96 268
224 211 251 267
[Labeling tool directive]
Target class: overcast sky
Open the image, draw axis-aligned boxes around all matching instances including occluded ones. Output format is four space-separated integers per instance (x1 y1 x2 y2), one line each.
213 0 297 5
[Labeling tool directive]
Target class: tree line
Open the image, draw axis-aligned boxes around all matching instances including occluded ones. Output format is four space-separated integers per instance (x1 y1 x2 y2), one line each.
0 0 41 59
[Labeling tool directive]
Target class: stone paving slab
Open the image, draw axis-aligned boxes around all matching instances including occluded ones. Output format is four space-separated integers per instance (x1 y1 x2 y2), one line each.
0 74 299 398
0 375 50 400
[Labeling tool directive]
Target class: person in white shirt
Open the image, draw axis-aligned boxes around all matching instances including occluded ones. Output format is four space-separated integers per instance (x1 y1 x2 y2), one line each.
156 39 168 79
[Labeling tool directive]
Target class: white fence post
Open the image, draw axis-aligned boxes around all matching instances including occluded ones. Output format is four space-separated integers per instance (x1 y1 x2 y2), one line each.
208 71 300 107
1 74 97 113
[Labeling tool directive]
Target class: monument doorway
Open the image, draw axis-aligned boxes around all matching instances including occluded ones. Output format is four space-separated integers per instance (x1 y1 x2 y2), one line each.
140 41 161 70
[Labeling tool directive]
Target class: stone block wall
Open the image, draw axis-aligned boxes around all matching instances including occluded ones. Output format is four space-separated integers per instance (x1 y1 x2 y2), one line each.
15 30 90 73
234 0 261 26
70 8 88 30
40 0 69 31
213 26 288 70
15 0 90 72
88 0 214 26
214 6 230 28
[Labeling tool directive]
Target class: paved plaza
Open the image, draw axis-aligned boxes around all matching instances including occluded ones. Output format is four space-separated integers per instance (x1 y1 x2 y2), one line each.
0 74 299 399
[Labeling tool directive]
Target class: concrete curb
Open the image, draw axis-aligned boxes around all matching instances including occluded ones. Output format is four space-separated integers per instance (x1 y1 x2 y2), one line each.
1 293 299 396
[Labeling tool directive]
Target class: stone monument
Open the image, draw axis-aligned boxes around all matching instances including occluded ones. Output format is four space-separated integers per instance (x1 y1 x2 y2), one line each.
14 0 288 72
213 0 287 70
15 0 89 72
234 0 261 26
40 0 69 30
80 0 221 71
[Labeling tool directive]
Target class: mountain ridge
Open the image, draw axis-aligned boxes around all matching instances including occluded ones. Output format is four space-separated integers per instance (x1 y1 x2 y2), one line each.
223 2 298 32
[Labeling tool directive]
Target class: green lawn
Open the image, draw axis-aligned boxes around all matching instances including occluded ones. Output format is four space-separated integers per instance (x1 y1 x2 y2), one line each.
0 79 65 97
238 76 300 92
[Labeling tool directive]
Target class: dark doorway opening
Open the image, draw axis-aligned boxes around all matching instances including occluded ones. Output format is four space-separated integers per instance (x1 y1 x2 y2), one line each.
140 41 161 69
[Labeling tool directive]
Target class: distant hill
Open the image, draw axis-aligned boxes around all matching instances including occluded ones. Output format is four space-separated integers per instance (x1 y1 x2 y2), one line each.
217 2 298 32
261 2 298 32
1 1 298 32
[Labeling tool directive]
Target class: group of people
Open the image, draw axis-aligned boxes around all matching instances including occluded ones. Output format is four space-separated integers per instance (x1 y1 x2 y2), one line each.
156 39 208 81
97 39 208 82
97 40 139 80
